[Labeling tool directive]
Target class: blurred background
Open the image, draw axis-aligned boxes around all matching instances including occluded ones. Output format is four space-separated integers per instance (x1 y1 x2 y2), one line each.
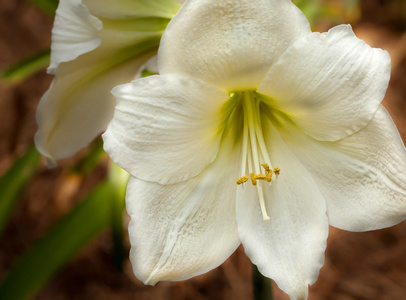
0 0 405 299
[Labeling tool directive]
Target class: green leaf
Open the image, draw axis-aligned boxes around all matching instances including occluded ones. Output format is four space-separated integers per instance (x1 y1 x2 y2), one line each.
109 164 128 271
1 50 50 83
27 0 58 16
252 264 273 300
141 69 157 78
0 146 40 235
0 164 128 300
70 139 106 175
293 0 322 23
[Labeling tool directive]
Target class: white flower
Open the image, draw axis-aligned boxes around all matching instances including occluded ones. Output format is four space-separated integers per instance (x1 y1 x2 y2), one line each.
102 0 406 299
34 0 183 166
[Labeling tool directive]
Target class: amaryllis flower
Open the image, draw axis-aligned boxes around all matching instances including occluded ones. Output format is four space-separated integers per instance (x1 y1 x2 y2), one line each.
35 0 184 166
102 0 406 299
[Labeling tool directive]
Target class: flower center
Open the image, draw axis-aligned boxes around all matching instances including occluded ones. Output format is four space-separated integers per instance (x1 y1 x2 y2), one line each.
234 91 280 222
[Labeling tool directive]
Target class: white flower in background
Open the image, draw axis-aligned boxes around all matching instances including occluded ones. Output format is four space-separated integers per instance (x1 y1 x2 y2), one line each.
103 0 406 299
35 0 184 166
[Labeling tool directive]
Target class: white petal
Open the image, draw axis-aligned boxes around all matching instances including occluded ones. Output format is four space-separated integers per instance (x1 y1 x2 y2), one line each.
103 74 229 185
83 0 181 19
237 125 328 300
48 0 102 73
159 0 311 92
280 106 406 231
126 126 241 284
36 17 168 164
258 24 391 142
35 48 156 165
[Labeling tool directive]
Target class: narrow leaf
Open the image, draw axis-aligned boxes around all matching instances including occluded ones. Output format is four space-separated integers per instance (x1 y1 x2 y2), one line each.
1 50 50 83
28 0 58 16
0 146 40 235
0 164 128 300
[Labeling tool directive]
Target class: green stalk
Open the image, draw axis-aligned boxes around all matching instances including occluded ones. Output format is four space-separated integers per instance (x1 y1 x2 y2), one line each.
0 146 40 236
252 264 273 300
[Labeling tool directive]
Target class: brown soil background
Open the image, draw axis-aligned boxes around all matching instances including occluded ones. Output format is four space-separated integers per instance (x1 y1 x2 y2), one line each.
0 0 406 299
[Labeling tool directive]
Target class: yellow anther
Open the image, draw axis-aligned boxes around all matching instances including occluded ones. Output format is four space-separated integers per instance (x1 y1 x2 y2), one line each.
236 176 249 185
266 171 273 182
256 174 267 181
261 163 270 172
237 165 280 186
261 163 273 182
250 173 268 185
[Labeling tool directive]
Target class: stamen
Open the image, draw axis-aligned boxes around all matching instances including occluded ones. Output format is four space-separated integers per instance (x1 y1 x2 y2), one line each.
254 100 273 170
266 170 273 182
244 93 261 173
242 170 273 222
261 163 270 172
235 91 280 223
255 174 267 181
240 95 249 177
236 176 249 185
261 163 273 182
273 167 280 183
248 173 269 185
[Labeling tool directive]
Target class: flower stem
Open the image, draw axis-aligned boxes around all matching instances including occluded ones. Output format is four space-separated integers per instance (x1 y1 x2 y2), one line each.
252 264 273 300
